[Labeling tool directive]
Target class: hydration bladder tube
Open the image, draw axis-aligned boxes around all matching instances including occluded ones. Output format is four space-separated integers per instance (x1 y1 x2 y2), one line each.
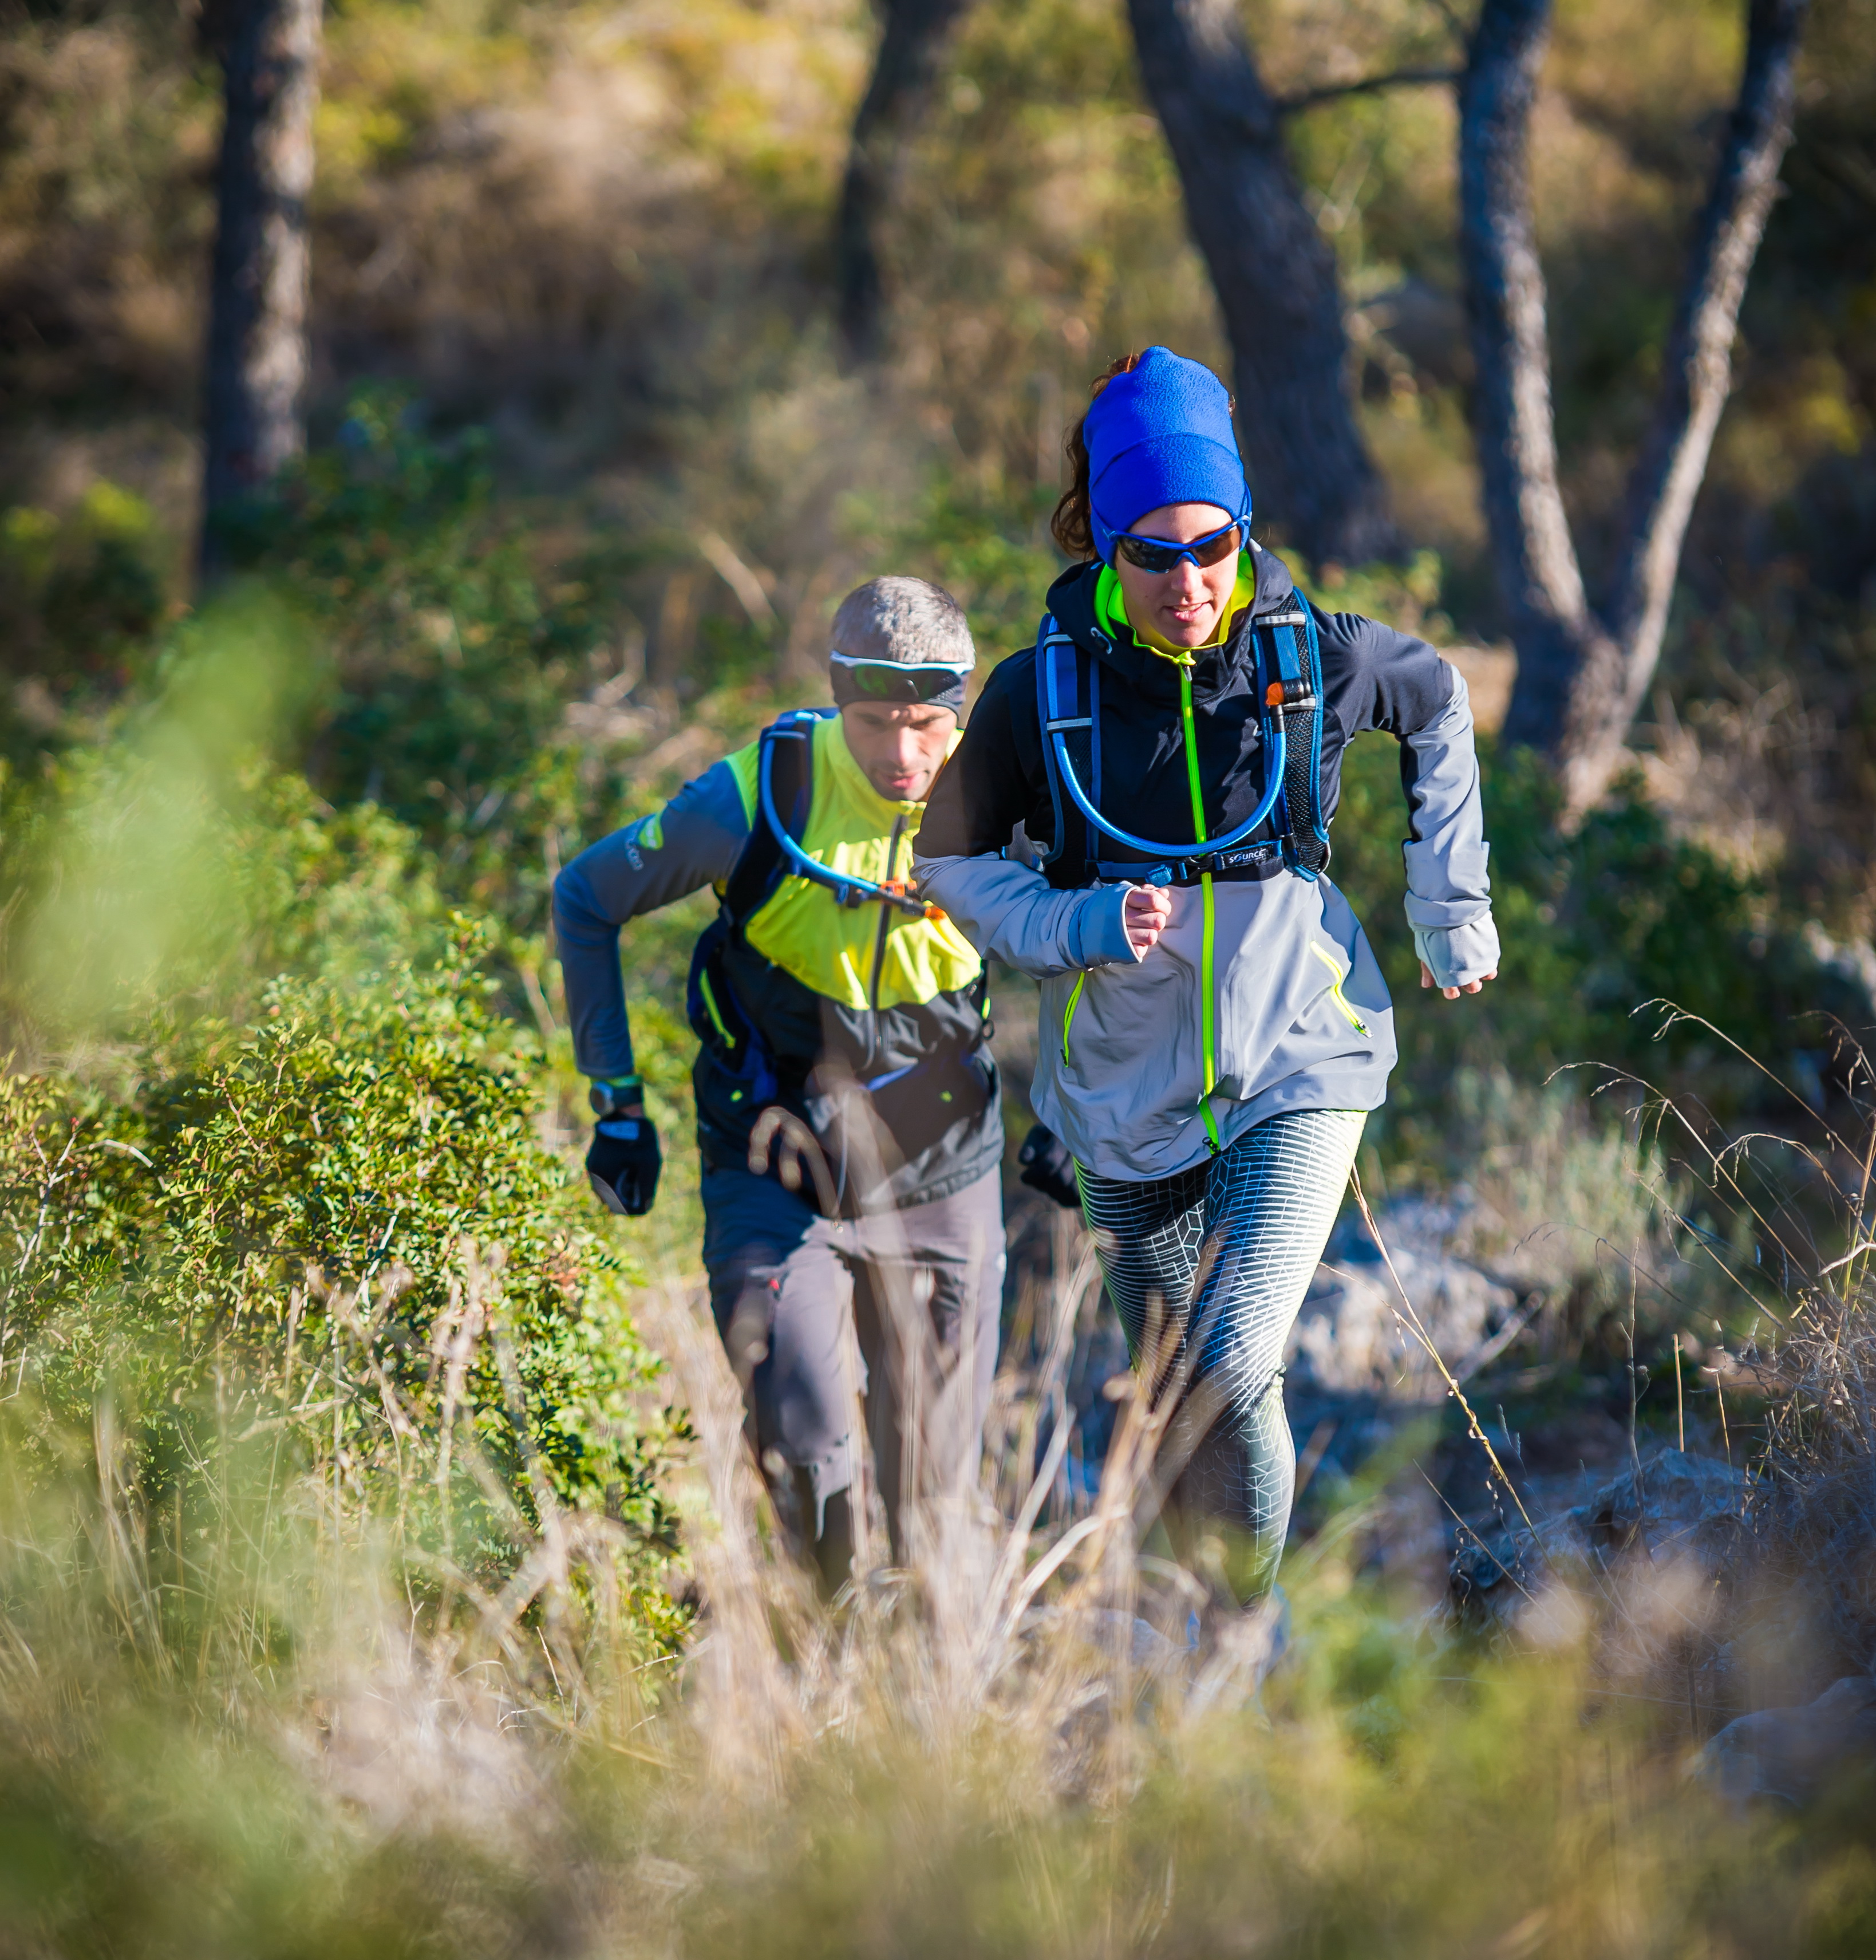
759 718 936 918
1046 717 1286 863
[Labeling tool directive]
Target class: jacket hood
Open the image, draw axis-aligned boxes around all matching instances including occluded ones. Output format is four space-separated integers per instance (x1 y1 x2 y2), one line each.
1042 546 1300 704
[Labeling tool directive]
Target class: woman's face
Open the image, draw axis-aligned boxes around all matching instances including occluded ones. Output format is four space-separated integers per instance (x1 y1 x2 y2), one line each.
1110 502 1240 650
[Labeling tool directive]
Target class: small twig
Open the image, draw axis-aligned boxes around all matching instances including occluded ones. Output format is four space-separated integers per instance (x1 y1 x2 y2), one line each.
1705 1367 1733 1470
746 1106 838 1218
1422 1466 1536 1604
1276 64 1462 113
1674 1330 1687 1453
1292 1418 1337 1502
1350 1167 1541 1544
1817 1239 1876 1278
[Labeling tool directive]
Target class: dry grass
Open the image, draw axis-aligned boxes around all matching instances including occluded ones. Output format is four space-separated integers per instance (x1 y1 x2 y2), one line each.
5 1102 1876 1953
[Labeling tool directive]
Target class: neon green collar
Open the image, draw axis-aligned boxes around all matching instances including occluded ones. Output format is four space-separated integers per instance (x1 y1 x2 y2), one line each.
1094 554 1256 662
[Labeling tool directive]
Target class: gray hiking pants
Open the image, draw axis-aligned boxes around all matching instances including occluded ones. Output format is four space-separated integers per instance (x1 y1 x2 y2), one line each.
701 1165 1005 1549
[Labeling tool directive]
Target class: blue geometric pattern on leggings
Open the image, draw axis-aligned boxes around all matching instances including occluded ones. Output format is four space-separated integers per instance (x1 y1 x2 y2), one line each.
1076 1108 1366 1583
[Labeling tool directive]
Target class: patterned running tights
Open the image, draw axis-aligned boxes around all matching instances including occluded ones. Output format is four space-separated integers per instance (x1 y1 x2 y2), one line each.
1076 1109 1366 1594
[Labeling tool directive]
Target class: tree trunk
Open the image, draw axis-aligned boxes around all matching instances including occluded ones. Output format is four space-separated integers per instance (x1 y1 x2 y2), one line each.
1458 0 1608 753
1471 0 1809 815
199 0 322 581
1574 0 1810 801
1127 0 1398 568
835 0 971 366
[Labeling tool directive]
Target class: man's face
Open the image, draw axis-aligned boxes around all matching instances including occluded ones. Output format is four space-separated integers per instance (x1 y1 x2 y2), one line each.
840 700 958 803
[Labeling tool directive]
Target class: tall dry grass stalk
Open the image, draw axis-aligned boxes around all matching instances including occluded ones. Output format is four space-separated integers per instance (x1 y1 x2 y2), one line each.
655 1090 1281 1814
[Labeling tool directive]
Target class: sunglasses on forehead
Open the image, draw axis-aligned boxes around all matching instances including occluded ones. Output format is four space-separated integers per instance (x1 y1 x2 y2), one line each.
1112 518 1244 574
829 652 971 705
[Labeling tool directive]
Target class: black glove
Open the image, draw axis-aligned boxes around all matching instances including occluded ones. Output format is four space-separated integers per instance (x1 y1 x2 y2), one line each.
1018 1122 1081 1210
587 1115 662 1216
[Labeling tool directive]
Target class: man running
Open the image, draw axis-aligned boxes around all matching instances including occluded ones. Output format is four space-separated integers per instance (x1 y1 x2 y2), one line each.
553 577 1004 1592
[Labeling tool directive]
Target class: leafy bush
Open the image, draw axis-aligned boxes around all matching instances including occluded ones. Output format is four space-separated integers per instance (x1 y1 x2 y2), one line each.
0 482 165 702
1330 736 1860 1162
2 925 686 1654
1 596 442 1050
209 394 630 936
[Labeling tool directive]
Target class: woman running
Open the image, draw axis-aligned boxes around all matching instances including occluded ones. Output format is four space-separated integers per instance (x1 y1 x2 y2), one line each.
914 347 1498 1602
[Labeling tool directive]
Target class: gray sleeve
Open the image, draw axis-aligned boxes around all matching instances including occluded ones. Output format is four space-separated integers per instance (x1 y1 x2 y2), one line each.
1399 665 1498 988
552 759 751 1080
913 851 1139 979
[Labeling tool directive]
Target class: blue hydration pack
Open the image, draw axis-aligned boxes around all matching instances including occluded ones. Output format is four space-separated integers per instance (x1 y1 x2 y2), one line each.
1031 600 1330 888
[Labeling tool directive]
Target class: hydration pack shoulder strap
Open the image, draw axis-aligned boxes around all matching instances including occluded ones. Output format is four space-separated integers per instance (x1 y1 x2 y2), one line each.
1251 601 1330 878
1032 617 1100 886
722 709 826 926
692 711 826 1111
1033 600 1329 883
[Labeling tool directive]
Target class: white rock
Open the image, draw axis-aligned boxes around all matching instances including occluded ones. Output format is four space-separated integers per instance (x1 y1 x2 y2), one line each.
1287 1198 1518 1401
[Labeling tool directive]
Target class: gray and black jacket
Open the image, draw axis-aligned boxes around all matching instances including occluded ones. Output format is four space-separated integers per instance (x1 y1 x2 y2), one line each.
912 549 1497 1182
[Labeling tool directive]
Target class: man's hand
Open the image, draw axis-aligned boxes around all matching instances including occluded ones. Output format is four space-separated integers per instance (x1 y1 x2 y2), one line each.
587 1113 662 1215
1018 1123 1081 1209
1419 963 1498 1001
1123 884 1173 955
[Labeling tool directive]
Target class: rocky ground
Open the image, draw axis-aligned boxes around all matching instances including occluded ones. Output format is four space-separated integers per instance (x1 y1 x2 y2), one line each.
998 1180 1876 1805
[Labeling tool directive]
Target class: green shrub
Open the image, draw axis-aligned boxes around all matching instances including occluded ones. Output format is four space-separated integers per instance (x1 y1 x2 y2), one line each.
0 483 165 704
1329 736 1858 1172
2 925 687 1656
3 635 441 1051
212 393 621 935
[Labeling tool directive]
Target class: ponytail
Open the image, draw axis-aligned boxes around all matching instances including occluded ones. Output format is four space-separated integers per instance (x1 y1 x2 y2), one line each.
1049 352 1142 562
1049 350 1241 562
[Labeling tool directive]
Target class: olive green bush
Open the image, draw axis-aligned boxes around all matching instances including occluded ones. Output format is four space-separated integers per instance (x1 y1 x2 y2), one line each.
1330 735 1862 1150
0 616 686 1661
2 925 686 1653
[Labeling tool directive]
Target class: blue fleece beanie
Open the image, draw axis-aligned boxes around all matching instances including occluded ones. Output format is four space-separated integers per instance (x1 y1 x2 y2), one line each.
1084 346 1252 563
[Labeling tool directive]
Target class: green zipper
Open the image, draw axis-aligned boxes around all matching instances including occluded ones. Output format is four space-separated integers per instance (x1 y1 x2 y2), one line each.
1176 662 1223 1155
698 970 733 1046
1062 971 1087 1065
1308 941 1371 1036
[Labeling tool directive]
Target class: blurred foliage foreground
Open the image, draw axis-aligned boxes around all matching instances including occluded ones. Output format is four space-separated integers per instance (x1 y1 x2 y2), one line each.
3 416 1876 1953
0 585 691 1697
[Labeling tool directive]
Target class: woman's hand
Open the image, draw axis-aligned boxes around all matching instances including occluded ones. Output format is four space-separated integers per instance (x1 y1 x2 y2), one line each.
1123 884 1173 955
1420 961 1497 1000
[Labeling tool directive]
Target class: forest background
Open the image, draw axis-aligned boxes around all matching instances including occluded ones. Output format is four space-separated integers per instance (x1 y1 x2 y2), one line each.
2 0 1876 1952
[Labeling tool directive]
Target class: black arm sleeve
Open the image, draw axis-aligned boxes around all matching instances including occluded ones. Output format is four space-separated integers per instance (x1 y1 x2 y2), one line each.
914 650 1050 860
1313 605 1461 829
1312 604 1490 922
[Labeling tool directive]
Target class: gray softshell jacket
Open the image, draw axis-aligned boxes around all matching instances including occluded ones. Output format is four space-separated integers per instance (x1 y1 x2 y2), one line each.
911 546 1498 1182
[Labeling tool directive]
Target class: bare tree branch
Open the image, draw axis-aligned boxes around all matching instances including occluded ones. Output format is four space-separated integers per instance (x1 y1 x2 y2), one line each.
1128 0 1399 567
1277 66 1462 116
1594 0 1811 748
1465 0 1810 817
200 0 322 582
835 0 972 366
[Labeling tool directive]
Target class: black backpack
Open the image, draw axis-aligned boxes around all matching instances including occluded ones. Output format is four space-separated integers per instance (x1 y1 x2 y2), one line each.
682 710 828 1102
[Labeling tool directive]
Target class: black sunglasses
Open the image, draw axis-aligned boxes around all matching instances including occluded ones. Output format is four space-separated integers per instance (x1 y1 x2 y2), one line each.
830 653 970 705
1112 519 1243 574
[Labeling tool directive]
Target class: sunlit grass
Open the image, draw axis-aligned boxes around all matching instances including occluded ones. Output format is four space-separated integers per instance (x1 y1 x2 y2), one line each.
5 1197 1876 1958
